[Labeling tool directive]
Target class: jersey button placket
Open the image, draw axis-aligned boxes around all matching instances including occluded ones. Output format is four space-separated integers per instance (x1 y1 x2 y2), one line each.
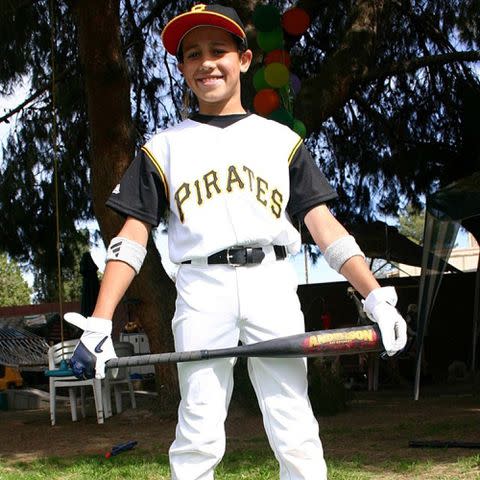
220 129 241 246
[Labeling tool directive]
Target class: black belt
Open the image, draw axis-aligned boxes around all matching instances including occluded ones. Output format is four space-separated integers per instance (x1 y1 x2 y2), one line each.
182 246 287 266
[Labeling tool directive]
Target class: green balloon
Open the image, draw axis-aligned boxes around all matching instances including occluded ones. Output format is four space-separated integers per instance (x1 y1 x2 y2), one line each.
253 4 281 32
293 119 307 138
264 62 290 88
253 67 269 91
269 107 294 129
256 28 284 52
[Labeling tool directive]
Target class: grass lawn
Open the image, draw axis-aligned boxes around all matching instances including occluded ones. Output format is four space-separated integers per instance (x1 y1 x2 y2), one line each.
1 449 479 479
1 387 480 479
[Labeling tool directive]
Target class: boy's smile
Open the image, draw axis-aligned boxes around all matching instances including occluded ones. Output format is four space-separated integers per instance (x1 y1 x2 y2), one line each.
178 27 252 115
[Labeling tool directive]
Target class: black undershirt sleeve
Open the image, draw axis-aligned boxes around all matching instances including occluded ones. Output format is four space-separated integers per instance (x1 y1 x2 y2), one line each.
287 144 338 222
106 150 167 226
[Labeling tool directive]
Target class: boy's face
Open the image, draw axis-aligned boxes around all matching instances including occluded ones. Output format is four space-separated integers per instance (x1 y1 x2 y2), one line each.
178 26 252 115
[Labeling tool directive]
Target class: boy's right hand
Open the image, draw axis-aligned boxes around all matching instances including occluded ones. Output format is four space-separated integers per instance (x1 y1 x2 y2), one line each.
64 313 117 379
362 287 407 356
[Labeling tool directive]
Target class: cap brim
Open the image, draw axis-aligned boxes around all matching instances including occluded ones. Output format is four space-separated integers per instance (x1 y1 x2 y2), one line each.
162 11 246 56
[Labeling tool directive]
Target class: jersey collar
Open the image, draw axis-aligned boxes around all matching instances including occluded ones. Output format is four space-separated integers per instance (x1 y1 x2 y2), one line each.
190 112 251 128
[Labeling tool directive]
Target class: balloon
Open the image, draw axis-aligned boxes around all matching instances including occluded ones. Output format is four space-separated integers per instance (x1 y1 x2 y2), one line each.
253 89 281 116
289 73 302 95
293 119 307 138
264 49 291 68
253 67 269 91
269 107 294 128
256 28 284 52
282 7 311 36
253 4 281 32
264 62 290 88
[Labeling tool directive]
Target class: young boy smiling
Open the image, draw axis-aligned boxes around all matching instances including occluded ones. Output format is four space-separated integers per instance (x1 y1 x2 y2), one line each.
65 4 407 479
178 26 251 114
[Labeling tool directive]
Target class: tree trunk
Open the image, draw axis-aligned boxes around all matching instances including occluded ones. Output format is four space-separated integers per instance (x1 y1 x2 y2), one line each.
74 0 178 408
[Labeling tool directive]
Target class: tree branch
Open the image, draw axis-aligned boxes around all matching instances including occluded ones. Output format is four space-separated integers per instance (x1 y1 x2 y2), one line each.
0 70 68 125
1 1 171 128
0 89 44 125
296 0 480 135
163 49 181 120
122 0 171 50
1 0 170 128
297 0 385 132
137 0 170 31
361 50 480 84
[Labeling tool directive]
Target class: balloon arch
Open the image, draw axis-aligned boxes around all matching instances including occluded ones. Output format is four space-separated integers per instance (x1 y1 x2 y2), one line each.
252 4 310 138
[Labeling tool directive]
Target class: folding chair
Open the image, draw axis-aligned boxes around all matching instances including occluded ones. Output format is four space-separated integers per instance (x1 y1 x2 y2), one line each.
47 339 104 425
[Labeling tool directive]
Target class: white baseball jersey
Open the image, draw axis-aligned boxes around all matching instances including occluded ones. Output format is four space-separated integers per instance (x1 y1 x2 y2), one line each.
106 112 336 479
107 113 337 264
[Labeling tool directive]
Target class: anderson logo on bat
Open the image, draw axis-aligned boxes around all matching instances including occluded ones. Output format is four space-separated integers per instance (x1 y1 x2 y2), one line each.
302 329 377 351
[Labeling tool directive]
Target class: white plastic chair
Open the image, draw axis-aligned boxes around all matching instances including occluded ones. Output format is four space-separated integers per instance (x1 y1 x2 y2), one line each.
103 341 137 418
47 339 105 425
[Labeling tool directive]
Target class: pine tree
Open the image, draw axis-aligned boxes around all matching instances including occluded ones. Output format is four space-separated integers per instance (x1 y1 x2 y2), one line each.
0 253 31 306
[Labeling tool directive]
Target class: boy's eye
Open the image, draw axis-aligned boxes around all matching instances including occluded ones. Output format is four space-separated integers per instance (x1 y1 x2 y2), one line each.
186 51 199 59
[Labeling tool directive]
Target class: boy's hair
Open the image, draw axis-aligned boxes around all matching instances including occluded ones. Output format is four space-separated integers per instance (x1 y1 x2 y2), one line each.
162 4 248 59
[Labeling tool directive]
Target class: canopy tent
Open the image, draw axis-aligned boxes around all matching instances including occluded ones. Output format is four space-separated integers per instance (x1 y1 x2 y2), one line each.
347 221 461 274
414 172 480 400
301 219 460 273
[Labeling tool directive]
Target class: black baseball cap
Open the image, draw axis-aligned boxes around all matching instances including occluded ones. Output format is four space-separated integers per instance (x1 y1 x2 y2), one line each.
162 4 248 57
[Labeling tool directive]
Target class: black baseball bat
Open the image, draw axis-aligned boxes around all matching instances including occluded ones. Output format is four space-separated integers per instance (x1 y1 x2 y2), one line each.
106 324 382 369
409 440 480 449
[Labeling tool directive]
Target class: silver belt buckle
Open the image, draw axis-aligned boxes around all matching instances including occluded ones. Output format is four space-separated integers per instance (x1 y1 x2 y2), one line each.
226 248 241 267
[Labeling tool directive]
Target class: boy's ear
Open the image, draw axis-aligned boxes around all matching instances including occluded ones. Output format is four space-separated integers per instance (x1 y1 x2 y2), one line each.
240 49 253 73
178 62 184 75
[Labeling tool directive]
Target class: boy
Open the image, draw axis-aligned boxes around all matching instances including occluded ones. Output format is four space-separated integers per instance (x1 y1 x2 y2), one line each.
65 5 407 479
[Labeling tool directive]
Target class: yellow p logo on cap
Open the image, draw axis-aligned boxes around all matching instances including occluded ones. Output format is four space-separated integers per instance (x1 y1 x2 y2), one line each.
191 4 206 12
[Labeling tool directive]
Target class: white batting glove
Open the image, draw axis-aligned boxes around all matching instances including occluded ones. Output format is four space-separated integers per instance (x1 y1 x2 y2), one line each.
363 287 407 356
64 312 117 379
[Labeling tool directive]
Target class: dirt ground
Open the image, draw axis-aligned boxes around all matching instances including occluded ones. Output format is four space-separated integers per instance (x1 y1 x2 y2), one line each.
1 384 480 477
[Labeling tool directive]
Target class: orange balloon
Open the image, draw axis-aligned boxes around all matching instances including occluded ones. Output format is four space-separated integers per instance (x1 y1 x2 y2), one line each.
264 49 291 69
254 89 281 116
282 7 310 36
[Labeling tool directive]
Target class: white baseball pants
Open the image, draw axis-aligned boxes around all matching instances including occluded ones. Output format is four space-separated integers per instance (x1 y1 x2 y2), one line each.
168 259 327 480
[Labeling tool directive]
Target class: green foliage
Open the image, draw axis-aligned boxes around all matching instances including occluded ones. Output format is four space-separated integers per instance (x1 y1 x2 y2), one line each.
0 253 31 306
1 1 91 302
32 228 91 303
398 204 425 246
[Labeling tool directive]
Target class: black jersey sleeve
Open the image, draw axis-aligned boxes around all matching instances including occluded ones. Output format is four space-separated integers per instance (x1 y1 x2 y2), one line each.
287 144 338 222
106 150 167 226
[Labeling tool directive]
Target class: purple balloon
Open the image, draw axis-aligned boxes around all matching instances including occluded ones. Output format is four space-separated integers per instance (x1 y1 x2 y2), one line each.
290 73 302 95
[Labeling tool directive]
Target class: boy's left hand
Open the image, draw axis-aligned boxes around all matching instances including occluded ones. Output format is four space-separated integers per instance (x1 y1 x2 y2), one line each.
64 313 117 379
363 287 407 356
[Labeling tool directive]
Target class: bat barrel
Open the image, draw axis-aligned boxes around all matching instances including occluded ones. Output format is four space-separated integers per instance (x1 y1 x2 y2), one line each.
298 324 382 357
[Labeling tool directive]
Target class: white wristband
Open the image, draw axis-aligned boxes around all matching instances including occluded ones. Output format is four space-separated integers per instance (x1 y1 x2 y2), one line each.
64 313 112 334
323 235 365 272
85 316 113 334
106 236 147 274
